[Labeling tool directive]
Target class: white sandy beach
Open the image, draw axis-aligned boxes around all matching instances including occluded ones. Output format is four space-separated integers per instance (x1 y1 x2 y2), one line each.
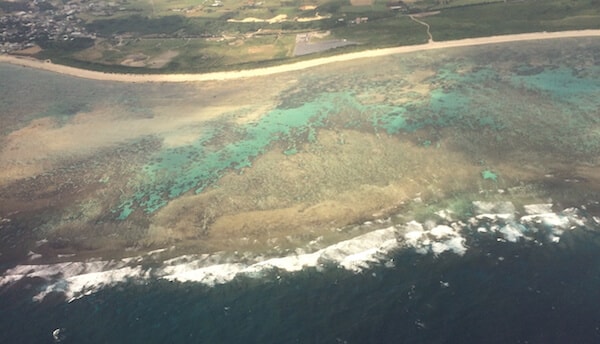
1 30 600 83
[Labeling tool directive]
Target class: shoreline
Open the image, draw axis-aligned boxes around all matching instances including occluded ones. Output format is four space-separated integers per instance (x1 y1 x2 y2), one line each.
1 30 600 83
1 200 594 302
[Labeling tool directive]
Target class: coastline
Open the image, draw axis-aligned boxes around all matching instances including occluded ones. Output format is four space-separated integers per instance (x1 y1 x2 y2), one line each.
1 31 600 321
1 200 595 302
1 30 600 83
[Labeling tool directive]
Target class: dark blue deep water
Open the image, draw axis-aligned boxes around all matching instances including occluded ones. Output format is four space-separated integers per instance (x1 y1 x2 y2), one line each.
2 230 600 344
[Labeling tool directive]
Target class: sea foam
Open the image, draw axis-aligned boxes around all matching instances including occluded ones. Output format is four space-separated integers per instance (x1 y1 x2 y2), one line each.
0 202 596 302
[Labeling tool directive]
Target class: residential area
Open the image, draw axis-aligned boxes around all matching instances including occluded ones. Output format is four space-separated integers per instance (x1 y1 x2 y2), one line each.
0 0 122 53
1 0 413 55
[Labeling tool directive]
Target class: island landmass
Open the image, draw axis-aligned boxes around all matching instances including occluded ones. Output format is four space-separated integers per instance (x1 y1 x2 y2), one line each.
2 0 600 73
1 29 600 81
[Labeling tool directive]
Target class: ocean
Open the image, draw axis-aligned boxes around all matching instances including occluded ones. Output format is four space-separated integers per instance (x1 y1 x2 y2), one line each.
1 37 600 343
2 222 600 343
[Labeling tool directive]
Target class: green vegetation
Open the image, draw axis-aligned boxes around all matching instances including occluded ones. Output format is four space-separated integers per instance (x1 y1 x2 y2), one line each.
331 15 428 46
426 0 600 40
86 15 188 36
26 0 600 73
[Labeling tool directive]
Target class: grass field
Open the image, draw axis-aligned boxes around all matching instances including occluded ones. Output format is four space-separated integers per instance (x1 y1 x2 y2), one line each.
425 0 600 41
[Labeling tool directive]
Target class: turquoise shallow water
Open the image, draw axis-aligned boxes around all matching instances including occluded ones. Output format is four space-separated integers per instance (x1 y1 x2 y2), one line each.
117 93 343 218
113 41 600 218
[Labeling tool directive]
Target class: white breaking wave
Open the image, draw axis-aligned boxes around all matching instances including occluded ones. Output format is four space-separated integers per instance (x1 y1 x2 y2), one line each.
402 221 467 256
0 202 595 302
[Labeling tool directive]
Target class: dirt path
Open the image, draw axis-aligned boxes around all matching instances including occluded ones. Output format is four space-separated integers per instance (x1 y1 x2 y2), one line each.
409 15 434 43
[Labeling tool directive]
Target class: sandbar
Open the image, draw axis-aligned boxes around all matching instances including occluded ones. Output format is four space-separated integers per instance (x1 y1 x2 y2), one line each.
1 30 600 83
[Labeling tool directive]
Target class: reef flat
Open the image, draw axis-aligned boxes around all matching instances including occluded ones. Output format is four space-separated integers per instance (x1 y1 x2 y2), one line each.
1 37 599 268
